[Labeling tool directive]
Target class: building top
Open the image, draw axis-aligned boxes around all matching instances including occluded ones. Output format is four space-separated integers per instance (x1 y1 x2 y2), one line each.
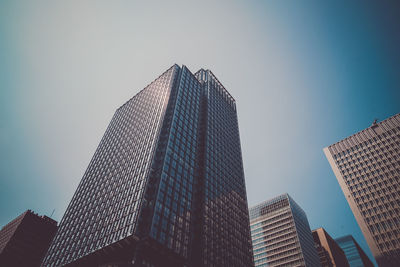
118 64 180 111
249 193 289 220
335 235 368 249
312 228 346 252
324 113 400 154
117 64 236 111
195 68 236 104
0 210 57 231
249 193 306 221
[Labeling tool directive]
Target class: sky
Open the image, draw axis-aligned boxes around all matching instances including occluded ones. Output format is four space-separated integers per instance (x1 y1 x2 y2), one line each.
1 1 399 265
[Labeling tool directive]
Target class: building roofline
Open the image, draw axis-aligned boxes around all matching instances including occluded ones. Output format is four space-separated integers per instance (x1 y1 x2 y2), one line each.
249 193 290 211
194 68 236 103
324 112 400 150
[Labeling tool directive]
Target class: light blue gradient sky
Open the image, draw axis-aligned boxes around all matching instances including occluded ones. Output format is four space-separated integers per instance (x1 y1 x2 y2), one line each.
1 1 399 265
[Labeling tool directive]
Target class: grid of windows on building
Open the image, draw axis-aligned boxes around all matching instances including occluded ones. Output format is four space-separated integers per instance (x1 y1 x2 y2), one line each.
193 69 254 267
43 66 177 267
335 235 374 267
249 194 321 267
42 64 254 267
149 66 202 258
324 113 400 267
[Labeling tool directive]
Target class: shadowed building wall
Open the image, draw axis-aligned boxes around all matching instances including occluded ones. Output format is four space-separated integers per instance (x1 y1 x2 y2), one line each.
312 228 349 267
0 210 57 267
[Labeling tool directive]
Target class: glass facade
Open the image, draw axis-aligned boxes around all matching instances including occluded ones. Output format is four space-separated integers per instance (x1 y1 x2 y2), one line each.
42 65 253 267
193 70 254 266
324 113 400 267
147 66 202 260
335 235 374 267
43 65 178 267
249 194 321 267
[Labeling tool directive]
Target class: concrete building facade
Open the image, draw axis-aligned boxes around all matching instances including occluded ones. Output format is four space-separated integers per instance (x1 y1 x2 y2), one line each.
324 113 400 266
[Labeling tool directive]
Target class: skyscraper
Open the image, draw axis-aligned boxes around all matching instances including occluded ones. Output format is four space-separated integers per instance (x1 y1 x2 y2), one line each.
324 113 400 267
312 228 349 267
0 210 57 267
335 235 374 267
42 65 254 267
249 193 321 267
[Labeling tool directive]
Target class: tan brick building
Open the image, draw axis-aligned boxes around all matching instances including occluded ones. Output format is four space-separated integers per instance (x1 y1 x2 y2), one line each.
324 113 400 267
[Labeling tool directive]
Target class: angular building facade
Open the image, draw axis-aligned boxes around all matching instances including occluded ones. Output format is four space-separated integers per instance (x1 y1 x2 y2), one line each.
335 235 374 267
249 194 321 267
312 228 349 267
324 113 400 267
42 65 254 267
0 210 57 267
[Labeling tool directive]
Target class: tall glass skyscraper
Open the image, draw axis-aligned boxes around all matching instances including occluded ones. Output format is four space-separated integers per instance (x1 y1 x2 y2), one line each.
249 194 321 267
42 65 254 267
324 113 400 267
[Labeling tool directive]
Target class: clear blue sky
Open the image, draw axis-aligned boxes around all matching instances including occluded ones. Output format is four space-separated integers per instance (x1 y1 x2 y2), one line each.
1 1 399 265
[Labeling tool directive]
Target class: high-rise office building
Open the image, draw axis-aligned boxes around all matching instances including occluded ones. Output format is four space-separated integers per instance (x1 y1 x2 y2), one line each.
249 193 321 267
324 113 400 267
0 210 57 267
42 65 254 267
312 228 349 267
335 235 374 267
